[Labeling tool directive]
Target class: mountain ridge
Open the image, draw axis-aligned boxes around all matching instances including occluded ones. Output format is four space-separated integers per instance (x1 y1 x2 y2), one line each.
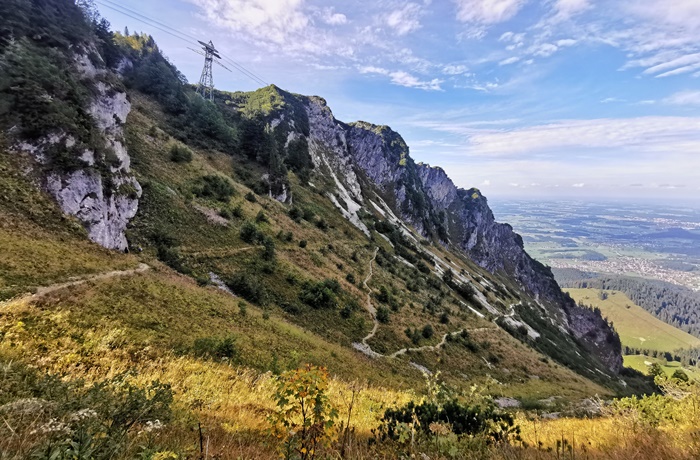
1 0 623 394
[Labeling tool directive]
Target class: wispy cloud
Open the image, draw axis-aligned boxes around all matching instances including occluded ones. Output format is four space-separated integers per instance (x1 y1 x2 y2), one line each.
359 66 443 90
413 117 700 156
385 2 425 36
453 0 526 25
664 90 700 106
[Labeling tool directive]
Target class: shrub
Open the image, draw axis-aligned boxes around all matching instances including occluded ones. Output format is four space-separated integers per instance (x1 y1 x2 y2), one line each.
299 279 341 309
169 144 193 163
302 208 315 221
289 207 303 222
192 335 237 359
346 273 356 284
225 272 268 304
440 312 450 324
193 175 235 202
416 261 431 274
262 236 276 262
376 306 390 324
377 399 519 444
255 210 269 223
240 220 262 244
268 365 338 460
422 324 435 339
316 218 328 231
245 191 257 202
299 240 308 248
231 203 244 218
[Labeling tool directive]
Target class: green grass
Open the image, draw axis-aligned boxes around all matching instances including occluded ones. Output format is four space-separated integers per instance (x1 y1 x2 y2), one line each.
565 288 700 352
623 355 700 381
0 152 138 300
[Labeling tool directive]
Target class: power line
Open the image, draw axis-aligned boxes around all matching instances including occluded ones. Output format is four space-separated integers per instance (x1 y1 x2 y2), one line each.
94 0 269 87
99 0 201 43
95 1 197 46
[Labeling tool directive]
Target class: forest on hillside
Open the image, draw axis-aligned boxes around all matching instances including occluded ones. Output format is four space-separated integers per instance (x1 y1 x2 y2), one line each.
557 271 700 337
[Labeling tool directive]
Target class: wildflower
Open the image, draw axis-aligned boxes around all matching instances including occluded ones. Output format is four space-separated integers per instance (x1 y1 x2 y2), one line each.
69 408 98 422
138 419 165 435
30 418 72 436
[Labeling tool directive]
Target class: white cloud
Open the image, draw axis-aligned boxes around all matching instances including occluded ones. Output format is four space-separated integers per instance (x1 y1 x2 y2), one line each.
360 66 443 91
413 117 700 157
390 71 443 90
453 0 526 25
572 183 585 188
664 91 700 106
551 0 591 22
600 97 624 103
442 64 470 75
320 7 347 25
499 56 520 65
482 179 492 186
188 0 309 45
385 3 424 36
530 43 558 57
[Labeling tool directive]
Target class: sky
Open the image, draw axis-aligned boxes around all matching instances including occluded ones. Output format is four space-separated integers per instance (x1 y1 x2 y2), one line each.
98 0 700 203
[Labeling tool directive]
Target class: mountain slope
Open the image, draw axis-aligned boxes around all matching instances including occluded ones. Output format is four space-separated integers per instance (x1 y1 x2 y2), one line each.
0 0 624 399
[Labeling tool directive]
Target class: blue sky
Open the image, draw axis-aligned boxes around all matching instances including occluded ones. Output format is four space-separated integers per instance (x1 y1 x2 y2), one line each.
98 0 700 202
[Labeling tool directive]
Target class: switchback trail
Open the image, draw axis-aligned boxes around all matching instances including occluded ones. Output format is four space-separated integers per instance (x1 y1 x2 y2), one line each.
352 247 495 361
352 248 383 358
2 263 150 306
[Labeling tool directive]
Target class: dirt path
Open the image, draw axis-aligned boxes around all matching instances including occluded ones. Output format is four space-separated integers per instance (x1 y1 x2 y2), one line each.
352 247 494 361
4 263 150 305
352 248 384 358
389 326 494 358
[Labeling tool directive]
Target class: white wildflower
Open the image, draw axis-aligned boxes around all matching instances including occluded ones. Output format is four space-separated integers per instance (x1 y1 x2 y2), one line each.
30 418 72 436
69 408 98 422
139 419 164 435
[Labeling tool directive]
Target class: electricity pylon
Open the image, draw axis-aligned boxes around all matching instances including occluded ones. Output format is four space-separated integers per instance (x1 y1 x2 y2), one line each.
190 40 230 100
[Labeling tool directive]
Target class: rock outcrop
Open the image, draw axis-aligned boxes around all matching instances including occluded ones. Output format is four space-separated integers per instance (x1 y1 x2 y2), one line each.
16 51 141 251
265 89 622 374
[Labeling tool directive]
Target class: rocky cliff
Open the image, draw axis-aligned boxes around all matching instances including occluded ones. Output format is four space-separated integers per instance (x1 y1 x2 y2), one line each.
262 89 622 374
11 47 140 251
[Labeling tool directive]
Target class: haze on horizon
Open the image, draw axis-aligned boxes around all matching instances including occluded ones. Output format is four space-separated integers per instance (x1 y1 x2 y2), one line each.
100 0 700 203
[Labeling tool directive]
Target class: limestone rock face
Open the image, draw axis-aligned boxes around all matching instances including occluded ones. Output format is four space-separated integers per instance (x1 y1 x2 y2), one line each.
283 94 622 373
46 170 141 251
19 51 141 251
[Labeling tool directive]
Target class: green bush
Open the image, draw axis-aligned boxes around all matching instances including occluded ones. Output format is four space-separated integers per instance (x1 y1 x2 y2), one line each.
225 272 268 304
377 399 519 444
193 175 235 202
299 279 341 309
346 273 356 284
245 191 257 203
422 324 434 339
376 306 390 324
299 240 308 248
288 207 303 222
192 335 237 360
256 210 269 223
240 220 262 244
169 144 193 163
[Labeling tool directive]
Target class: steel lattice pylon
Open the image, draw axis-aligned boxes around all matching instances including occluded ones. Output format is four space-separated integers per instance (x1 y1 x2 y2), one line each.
192 40 230 101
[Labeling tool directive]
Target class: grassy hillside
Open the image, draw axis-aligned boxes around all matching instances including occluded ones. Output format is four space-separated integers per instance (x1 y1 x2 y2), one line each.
624 355 700 380
565 288 700 352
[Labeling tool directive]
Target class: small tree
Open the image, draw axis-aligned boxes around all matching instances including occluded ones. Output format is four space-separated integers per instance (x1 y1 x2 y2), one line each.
269 365 338 460
376 306 390 324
